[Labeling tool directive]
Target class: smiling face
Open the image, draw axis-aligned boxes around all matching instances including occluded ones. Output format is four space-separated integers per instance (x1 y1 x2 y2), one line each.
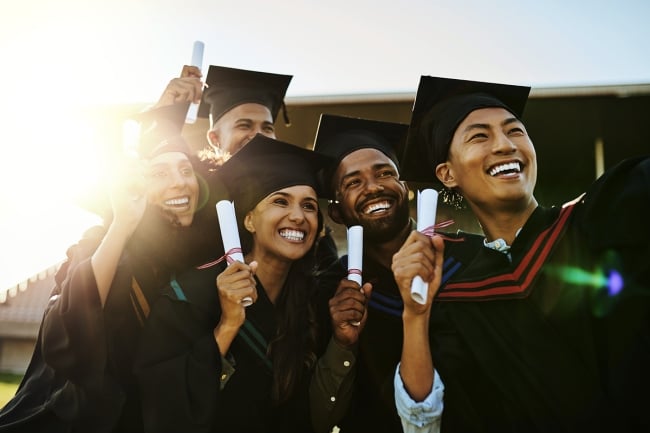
145 151 200 226
435 107 537 213
208 103 275 157
330 148 410 242
244 185 319 263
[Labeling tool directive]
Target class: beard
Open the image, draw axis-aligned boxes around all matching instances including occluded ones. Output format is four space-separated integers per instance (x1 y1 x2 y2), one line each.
355 195 411 244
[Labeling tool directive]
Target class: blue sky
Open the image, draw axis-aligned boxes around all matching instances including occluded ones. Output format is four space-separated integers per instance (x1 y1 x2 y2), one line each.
0 0 649 291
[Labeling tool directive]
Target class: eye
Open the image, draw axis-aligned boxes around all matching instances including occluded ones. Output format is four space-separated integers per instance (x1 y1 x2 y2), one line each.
273 197 289 206
377 169 395 178
236 122 252 130
343 178 361 190
507 127 525 136
469 133 488 142
302 201 317 211
148 169 167 179
180 167 194 177
263 125 275 134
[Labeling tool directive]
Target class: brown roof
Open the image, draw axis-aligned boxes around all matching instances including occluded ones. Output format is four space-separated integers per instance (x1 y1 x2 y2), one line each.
0 264 61 336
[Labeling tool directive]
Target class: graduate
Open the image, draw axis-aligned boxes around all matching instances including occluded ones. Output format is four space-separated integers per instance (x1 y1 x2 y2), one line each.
309 114 447 433
396 75 650 433
0 105 222 432
134 135 335 433
154 64 292 160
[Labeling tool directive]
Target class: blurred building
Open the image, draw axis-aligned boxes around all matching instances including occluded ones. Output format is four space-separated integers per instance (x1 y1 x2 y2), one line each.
1 82 648 374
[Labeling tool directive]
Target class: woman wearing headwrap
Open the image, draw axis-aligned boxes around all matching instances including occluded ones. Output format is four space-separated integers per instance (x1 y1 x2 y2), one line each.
395 75 650 432
0 105 223 433
134 135 334 433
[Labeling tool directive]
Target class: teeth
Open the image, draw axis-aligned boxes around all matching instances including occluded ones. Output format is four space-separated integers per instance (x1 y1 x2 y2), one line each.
279 229 305 241
364 201 391 214
489 162 521 176
165 197 189 206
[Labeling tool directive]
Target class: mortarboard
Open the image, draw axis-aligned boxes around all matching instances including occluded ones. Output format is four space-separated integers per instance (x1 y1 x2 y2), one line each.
217 134 335 217
312 114 408 199
197 65 292 127
130 103 192 159
401 76 531 183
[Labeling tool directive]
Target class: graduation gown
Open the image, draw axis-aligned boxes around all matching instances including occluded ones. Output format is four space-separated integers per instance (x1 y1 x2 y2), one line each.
0 199 225 433
431 156 650 433
134 262 314 433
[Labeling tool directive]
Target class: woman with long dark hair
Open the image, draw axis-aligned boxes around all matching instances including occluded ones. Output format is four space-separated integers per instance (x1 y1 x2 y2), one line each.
135 135 334 433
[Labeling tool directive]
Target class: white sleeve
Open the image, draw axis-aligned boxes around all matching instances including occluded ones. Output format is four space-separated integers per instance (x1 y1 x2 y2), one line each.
394 362 444 433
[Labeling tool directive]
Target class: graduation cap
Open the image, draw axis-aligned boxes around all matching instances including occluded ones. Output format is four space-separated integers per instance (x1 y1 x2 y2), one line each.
217 134 335 217
401 76 531 183
130 103 192 159
197 65 292 127
312 114 408 199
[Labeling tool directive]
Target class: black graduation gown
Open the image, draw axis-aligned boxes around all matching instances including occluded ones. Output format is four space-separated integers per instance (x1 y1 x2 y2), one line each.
431 156 650 433
134 262 315 433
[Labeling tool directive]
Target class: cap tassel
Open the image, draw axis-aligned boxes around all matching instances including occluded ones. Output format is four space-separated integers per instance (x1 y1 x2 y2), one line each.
282 102 291 127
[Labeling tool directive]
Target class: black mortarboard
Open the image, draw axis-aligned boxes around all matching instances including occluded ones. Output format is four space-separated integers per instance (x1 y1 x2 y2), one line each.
217 134 335 217
131 103 192 159
402 76 531 183
312 114 408 199
197 65 292 127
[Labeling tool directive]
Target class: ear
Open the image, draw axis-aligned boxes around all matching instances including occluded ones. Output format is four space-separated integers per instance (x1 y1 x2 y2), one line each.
435 162 458 189
328 201 344 225
244 212 256 233
207 129 220 148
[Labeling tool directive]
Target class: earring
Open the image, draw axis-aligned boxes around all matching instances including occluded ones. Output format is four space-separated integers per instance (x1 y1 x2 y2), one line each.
440 187 465 210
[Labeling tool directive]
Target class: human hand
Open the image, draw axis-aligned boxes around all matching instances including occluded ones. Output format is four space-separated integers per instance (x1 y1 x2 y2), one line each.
109 157 147 234
392 231 445 315
216 261 258 329
329 279 373 348
154 65 203 107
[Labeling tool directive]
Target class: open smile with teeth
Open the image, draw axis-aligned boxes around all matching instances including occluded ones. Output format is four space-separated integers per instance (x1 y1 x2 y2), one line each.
279 228 305 242
488 162 522 177
165 196 190 208
363 200 392 215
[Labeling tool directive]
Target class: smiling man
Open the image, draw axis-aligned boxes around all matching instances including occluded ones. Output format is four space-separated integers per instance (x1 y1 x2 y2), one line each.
397 75 650 433
309 114 447 433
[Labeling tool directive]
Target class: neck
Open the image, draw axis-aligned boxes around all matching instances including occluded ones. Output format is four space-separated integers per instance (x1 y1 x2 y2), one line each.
365 219 412 269
471 199 538 245
246 250 291 304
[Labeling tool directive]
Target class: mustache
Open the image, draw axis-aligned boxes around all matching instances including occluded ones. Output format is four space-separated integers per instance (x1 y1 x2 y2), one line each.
356 192 397 212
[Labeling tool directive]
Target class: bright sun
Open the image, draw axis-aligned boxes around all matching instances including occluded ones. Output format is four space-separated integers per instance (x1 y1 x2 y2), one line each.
0 104 107 292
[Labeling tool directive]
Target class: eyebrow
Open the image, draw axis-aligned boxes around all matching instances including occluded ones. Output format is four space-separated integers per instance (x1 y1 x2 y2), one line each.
269 190 317 201
340 162 395 184
462 116 520 134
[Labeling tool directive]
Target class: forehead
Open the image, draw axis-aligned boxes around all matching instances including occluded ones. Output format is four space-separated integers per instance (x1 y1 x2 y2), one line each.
262 185 317 201
335 148 397 178
217 102 273 125
148 151 191 166
457 106 518 130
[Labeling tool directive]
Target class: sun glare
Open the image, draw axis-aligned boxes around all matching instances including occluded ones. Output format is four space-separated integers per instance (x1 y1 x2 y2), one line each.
0 102 106 292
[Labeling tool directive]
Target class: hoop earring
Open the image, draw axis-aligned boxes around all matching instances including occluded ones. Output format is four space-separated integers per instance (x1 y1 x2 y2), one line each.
440 187 465 210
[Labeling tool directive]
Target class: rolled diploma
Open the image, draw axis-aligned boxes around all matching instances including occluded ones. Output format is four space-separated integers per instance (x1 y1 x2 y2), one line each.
185 40 204 124
216 200 251 306
410 189 439 304
216 200 244 263
347 225 363 285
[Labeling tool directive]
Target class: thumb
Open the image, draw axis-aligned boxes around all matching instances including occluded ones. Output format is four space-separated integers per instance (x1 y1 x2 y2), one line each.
248 260 258 276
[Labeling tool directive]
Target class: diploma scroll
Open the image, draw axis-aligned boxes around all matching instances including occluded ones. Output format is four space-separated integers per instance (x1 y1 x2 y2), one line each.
185 40 204 124
410 189 439 304
216 200 252 307
347 225 363 326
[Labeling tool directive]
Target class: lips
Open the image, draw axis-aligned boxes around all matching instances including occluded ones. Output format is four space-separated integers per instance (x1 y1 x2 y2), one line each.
357 193 396 215
164 196 191 208
488 161 522 177
279 228 306 242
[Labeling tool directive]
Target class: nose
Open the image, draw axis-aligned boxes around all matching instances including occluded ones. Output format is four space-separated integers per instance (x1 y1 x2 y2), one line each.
364 177 385 194
493 131 517 154
288 204 305 224
168 170 188 188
